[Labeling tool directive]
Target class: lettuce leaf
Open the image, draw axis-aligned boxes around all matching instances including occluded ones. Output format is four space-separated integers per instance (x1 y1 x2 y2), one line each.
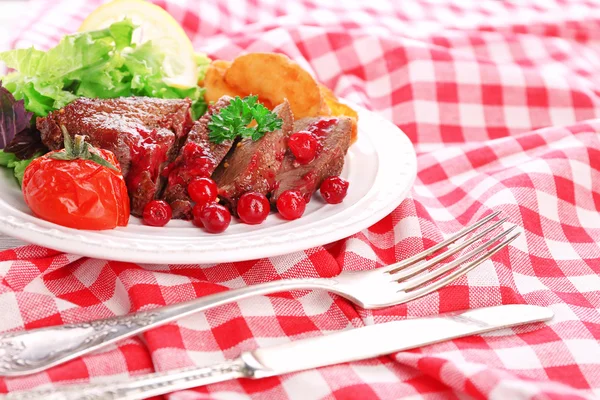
0 19 207 119
0 150 40 186
196 52 211 83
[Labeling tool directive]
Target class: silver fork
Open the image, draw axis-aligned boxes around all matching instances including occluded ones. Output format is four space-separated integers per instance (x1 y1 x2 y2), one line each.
0 211 518 377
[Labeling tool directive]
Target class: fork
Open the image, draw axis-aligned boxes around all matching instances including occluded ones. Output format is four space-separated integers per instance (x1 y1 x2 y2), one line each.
0 211 518 377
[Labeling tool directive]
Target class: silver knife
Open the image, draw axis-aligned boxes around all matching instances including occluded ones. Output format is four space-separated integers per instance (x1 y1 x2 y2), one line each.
6 304 553 400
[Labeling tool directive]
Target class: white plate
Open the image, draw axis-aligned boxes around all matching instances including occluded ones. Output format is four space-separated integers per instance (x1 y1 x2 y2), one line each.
0 104 417 264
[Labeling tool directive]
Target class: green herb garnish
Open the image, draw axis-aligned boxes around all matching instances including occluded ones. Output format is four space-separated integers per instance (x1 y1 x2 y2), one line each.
208 96 283 144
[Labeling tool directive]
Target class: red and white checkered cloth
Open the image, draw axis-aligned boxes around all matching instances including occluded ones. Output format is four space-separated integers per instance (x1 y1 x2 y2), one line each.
2 0 600 398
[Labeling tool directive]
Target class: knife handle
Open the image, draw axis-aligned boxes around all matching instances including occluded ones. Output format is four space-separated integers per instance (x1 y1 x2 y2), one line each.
243 304 554 377
6 359 249 400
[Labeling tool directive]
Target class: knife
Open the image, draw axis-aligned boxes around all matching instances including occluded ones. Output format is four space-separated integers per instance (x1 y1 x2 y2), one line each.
6 304 553 400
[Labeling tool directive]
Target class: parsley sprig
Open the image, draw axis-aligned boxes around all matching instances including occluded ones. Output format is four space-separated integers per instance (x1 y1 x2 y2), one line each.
208 96 283 144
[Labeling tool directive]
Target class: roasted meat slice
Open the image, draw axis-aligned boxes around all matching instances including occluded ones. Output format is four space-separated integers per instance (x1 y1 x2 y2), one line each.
271 116 352 204
37 97 193 216
212 100 294 213
162 96 235 219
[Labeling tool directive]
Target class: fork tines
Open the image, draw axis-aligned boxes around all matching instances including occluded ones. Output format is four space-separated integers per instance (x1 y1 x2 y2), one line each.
386 211 519 299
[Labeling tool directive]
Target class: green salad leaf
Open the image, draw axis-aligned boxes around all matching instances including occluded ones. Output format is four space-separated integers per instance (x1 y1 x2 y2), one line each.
0 150 41 186
0 19 208 119
195 52 211 83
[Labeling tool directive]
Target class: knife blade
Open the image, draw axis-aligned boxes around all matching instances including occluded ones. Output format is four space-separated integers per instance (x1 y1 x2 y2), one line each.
7 304 553 400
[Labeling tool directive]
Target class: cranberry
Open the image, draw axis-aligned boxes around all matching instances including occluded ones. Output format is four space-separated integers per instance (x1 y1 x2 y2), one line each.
237 192 270 225
277 190 306 220
320 176 349 204
142 200 172 227
200 203 231 233
288 131 319 164
192 202 208 227
188 177 218 205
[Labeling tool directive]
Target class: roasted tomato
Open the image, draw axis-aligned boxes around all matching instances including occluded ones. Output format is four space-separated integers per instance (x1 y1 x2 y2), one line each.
22 132 129 230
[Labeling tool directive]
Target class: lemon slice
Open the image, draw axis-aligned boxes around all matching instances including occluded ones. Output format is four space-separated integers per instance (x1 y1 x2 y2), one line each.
79 0 197 88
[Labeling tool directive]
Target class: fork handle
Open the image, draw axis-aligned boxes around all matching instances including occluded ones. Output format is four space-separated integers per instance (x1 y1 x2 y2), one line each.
6 359 248 400
0 277 333 377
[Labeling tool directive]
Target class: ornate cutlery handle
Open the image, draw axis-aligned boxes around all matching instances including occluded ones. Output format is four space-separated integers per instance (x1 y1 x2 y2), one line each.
6 358 250 400
0 278 332 377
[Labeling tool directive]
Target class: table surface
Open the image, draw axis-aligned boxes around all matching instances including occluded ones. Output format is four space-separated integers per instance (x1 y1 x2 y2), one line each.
1 0 28 251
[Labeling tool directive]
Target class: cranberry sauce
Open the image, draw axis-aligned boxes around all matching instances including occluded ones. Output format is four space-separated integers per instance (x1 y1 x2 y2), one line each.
126 128 169 192
165 142 217 187
307 118 338 137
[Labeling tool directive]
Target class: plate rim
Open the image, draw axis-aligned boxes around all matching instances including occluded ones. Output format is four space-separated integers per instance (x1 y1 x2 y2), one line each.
0 102 417 264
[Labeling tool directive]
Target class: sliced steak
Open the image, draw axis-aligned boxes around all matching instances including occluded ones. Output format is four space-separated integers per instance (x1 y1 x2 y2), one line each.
271 116 352 204
37 97 193 216
162 96 235 219
212 100 294 213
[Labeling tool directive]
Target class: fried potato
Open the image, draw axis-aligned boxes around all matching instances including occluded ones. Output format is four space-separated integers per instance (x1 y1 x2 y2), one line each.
319 84 358 143
318 90 332 115
319 84 336 105
224 53 322 119
203 60 244 104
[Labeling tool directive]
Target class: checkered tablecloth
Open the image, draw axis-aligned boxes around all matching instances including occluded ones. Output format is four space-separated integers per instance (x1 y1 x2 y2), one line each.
2 0 600 398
